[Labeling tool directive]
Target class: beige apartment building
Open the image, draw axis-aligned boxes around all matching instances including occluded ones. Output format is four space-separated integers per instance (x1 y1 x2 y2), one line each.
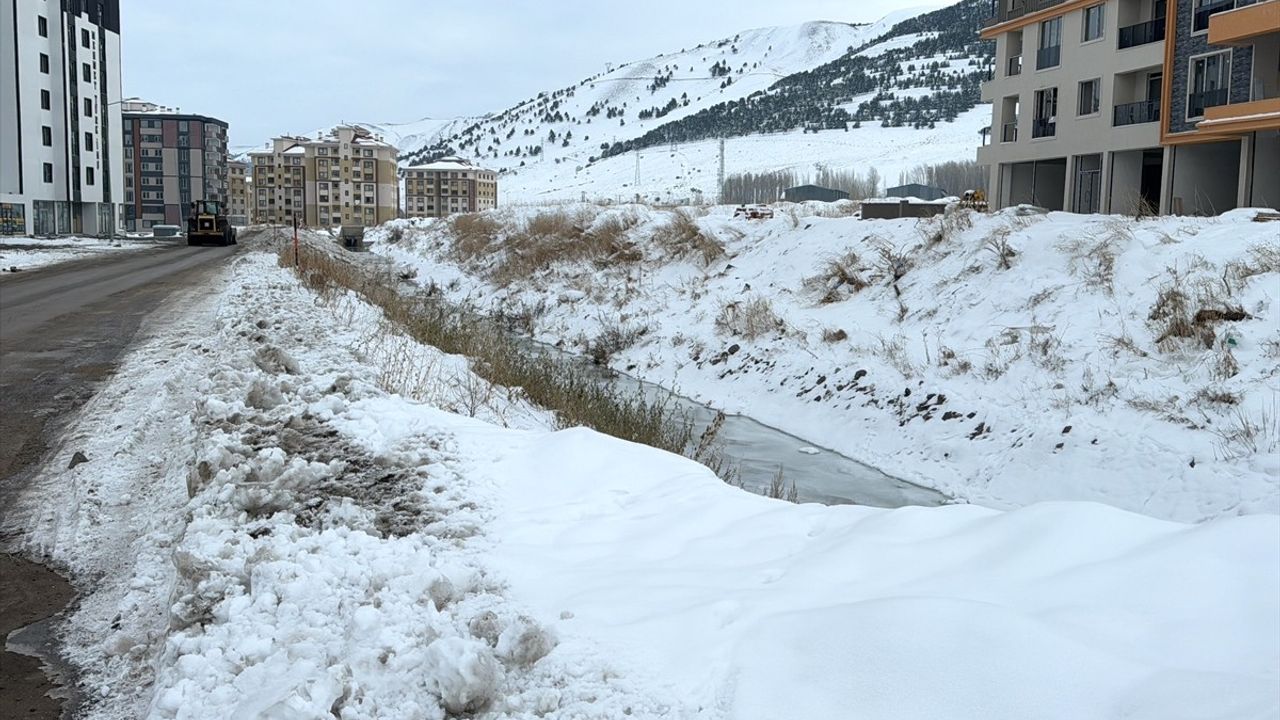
403 157 498 218
977 0 1279 215
227 158 250 225
248 125 398 227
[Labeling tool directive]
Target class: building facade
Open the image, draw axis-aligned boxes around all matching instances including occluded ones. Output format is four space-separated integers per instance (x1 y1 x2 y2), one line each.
403 157 498 218
249 126 398 227
121 100 229 230
978 0 1278 215
1 0 125 236
227 158 250 226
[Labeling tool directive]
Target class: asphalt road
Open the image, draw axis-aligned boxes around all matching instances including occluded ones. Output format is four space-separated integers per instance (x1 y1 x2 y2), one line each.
0 242 237 718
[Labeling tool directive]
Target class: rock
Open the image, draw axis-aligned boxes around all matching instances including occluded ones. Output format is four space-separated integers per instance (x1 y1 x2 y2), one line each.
1062 425 1072 434
68 451 89 469
727 343 741 355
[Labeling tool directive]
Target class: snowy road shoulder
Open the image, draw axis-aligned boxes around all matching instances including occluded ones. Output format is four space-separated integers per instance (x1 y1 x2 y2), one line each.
14 245 1278 719
0 236 169 273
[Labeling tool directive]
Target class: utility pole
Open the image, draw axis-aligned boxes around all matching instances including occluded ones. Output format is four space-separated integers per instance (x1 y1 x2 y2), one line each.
634 150 641 188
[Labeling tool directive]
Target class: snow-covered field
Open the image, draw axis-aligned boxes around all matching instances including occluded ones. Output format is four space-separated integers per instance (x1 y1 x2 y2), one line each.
371 204 1280 523
0 235 168 273
9 233 1277 718
499 106 989 204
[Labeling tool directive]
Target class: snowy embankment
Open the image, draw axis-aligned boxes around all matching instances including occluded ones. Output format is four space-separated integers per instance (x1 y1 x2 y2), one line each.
371 204 1280 522
10 237 1277 718
0 235 167 272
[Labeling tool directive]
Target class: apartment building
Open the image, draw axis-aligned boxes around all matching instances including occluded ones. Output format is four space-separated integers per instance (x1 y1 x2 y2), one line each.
1 0 125 236
403 157 498 218
978 0 1278 215
121 100 229 230
227 158 251 225
249 126 398 227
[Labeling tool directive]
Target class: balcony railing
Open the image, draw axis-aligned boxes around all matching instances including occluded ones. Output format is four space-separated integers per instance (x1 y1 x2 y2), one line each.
1002 121 1019 142
1188 87 1230 117
1032 118 1056 138
1007 55 1023 75
1118 17 1166 48
1113 99 1161 126
986 0 1068 25
1193 0 1235 32
1036 45 1061 70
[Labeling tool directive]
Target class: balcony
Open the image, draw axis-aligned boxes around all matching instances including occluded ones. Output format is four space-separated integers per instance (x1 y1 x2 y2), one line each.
1008 55 1023 75
1036 45 1061 70
1002 121 1019 142
1194 0 1236 32
1118 17 1166 48
1113 99 1161 125
1198 97 1280 134
1209 0 1280 44
1032 118 1056 138
1188 87 1230 117
985 0 1068 27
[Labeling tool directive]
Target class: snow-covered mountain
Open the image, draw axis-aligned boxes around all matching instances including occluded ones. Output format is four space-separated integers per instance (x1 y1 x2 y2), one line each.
390 0 994 202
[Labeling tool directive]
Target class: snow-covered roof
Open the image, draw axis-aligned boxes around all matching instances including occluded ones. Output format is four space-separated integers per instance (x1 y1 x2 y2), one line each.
404 156 493 172
283 145 307 155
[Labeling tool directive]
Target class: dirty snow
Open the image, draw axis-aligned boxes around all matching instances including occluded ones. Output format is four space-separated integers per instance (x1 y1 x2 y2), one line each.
8 231 1278 718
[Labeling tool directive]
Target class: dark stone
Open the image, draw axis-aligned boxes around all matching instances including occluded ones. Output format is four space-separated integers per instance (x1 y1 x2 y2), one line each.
853 369 867 382
1062 425 1072 434
1054 442 1065 451
68 451 89 469
942 411 962 421
727 344 741 355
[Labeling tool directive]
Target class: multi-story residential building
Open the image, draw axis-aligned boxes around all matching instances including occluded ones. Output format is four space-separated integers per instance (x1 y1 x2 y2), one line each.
1 0 124 236
120 100 229 230
249 125 398 227
227 158 251 225
403 157 499 218
978 0 1278 215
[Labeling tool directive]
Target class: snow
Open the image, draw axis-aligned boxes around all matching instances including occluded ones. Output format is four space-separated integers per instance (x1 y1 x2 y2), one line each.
0 235 168 272
10 231 1277 718
371 204 1280 522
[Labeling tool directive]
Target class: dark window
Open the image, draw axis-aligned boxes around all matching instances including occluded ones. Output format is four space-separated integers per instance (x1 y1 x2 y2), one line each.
1078 79 1101 115
1082 5 1105 42
82 62 91 82
37 15 47 37
86 167 95 186
84 132 94 151
39 53 49 74
40 89 51 110
42 126 52 146
43 163 53 183
83 98 92 117
81 28 91 48
1034 87 1058 138
1037 17 1062 69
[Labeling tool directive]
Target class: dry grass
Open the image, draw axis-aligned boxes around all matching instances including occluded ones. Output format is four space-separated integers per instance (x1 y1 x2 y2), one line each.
448 212 501 262
765 467 799 503
1148 267 1248 352
653 209 725 265
811 250 871 304
1212 405 1278 460
1058 230 1121 293
588 320 648 365
280 242 735 479
984 228 1017 270
716 296 783 340
822 327 849 343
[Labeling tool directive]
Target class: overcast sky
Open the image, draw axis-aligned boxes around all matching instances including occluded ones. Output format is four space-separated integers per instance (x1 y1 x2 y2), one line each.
120 0 945 151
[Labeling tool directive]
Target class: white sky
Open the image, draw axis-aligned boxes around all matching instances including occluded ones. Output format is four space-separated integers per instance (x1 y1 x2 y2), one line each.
120 0 947 150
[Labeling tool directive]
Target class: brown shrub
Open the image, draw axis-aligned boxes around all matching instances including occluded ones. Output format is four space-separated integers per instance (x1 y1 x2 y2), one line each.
653 209 724 265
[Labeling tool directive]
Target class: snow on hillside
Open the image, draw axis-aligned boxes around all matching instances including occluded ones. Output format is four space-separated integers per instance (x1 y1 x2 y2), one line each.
353 117 476 153
499 105 990 204
14 234 1278 719
372 205 1280 523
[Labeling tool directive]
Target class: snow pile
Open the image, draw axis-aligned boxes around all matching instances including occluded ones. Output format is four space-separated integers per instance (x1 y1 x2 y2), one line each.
0 235 165 272
477 424 1280 720
371 205 1280 521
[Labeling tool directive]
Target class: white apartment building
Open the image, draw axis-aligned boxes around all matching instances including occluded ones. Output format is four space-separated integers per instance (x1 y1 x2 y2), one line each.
1 0 125 235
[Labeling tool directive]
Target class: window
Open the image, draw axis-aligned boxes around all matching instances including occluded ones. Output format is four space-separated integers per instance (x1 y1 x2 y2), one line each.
1038 17 1062 69
39 53 49 74
41 126 52 146
43 163 54 183
84 132 93 151
1188 51 1230 118
1033 87 1058 138
1194 0 1234 33
41 89 51 110
81 28 91 48
83 98 92 117
82 62 91 82
1082 5 1105 42
37 15 47 36
1078 79 1101 115
362 149 373 157
86 167 95 186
